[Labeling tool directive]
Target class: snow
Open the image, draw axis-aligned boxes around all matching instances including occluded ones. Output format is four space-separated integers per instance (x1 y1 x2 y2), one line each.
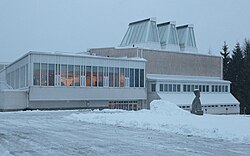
67 100 250 144
0 104 249 155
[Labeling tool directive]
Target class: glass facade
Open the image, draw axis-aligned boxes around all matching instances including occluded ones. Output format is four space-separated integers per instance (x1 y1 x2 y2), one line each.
86 66 91 87
31 63 145 89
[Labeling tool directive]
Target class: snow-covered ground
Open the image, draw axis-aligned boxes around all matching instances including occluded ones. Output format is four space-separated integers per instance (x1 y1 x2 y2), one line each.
68 100 250 144
0 100 249 156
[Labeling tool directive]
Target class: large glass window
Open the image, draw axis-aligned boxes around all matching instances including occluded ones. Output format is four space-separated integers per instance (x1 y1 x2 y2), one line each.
92 66 97 87
41 63 47 86
140 69 144 87
11 71 14 88
48 64 55 86
129 68 134 87
25 64 28 87
104 67 108 87
55 64 61 86
115 67 119 87
86 66 91 86
80 65 85 86
20 66 25 88
98 66 103 87
75 65 80 86
135 69 139 87
15 69 19 89
61 64 67 86
68 65 74 86
120 68 125 87
125 68 129 87
109 67 114 87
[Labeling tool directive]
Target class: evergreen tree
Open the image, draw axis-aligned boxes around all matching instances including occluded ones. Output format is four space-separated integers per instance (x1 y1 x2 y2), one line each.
242 39 250 114
228 42 245 113
220 41 230 80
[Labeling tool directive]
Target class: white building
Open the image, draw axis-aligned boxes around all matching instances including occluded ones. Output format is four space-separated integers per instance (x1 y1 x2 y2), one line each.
0 17 240 114
0 51 147 111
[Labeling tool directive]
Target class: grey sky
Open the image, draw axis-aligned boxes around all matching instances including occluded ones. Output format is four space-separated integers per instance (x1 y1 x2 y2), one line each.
1 0 250 62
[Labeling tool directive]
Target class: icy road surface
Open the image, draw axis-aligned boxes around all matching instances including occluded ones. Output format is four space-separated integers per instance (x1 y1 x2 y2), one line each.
0 110 249 156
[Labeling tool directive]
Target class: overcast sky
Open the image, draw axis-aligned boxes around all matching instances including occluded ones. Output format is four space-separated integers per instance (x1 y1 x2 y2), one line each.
1 0 250 62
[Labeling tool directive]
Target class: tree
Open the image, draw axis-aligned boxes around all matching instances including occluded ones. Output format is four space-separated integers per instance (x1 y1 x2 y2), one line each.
220 41 230 80
228 42 245 113
242 39 250 114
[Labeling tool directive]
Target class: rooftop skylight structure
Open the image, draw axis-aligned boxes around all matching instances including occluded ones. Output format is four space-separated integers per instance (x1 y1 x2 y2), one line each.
120 18 198 53
177 25 198 53
157 21 180 51
120 18 161 49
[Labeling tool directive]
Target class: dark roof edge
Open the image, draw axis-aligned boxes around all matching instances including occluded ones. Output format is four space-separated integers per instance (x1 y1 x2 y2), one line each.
129 18 151 25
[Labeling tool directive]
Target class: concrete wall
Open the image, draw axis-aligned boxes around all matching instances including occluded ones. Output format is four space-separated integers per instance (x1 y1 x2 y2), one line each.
0 91 27 111
90 48 222 79
29 100 108 110
29 87 146 101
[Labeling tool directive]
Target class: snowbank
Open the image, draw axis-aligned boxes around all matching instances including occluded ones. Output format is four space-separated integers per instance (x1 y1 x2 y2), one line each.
67 100 250 143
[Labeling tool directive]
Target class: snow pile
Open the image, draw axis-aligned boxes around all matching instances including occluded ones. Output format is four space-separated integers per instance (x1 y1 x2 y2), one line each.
67 100 250 143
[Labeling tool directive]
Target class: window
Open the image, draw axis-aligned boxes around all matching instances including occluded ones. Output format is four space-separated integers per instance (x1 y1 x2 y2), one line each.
41 63 47 86
109 67 114 87
20 66 25 88
25 64 28 87
160 84 163 91
151 84 156 92
225 85 228 92
183 85 187 92
206 85 209 92
75 65 80 86
86 66 91 86
104 67 108 87
115 67 119 87
15 69 19 89
219 85 221 92
173 84 177 92
68 65 74 86
215 85 218 92
92 66 97 87
140 69 144 87
61 64 67 86
120 68 125 87
129 68 134 87
202 85 206 92
191 85 194 92
48 64 55 86
187 85 191 92
169 84 172 92
177 84 181 92
134 69 139 87
212 85 215 92
98 66 104 87
33 63 40 86
55 64 61 86
80 65 85 86
125 68 129 87
164 84 168 92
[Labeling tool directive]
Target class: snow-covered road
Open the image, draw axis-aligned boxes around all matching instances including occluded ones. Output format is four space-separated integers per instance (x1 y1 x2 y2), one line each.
0 110 249 156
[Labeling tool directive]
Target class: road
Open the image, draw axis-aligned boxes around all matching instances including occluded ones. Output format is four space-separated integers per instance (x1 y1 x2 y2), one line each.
0 110 249 156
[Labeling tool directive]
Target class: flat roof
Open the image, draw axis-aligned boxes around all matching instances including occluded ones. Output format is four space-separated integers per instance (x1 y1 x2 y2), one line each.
7 51 147 68
147 74 230 84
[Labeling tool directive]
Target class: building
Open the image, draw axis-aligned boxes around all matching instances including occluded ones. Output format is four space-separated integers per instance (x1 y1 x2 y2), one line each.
89 18 240 114
0 17 240 114
0 51 146 111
